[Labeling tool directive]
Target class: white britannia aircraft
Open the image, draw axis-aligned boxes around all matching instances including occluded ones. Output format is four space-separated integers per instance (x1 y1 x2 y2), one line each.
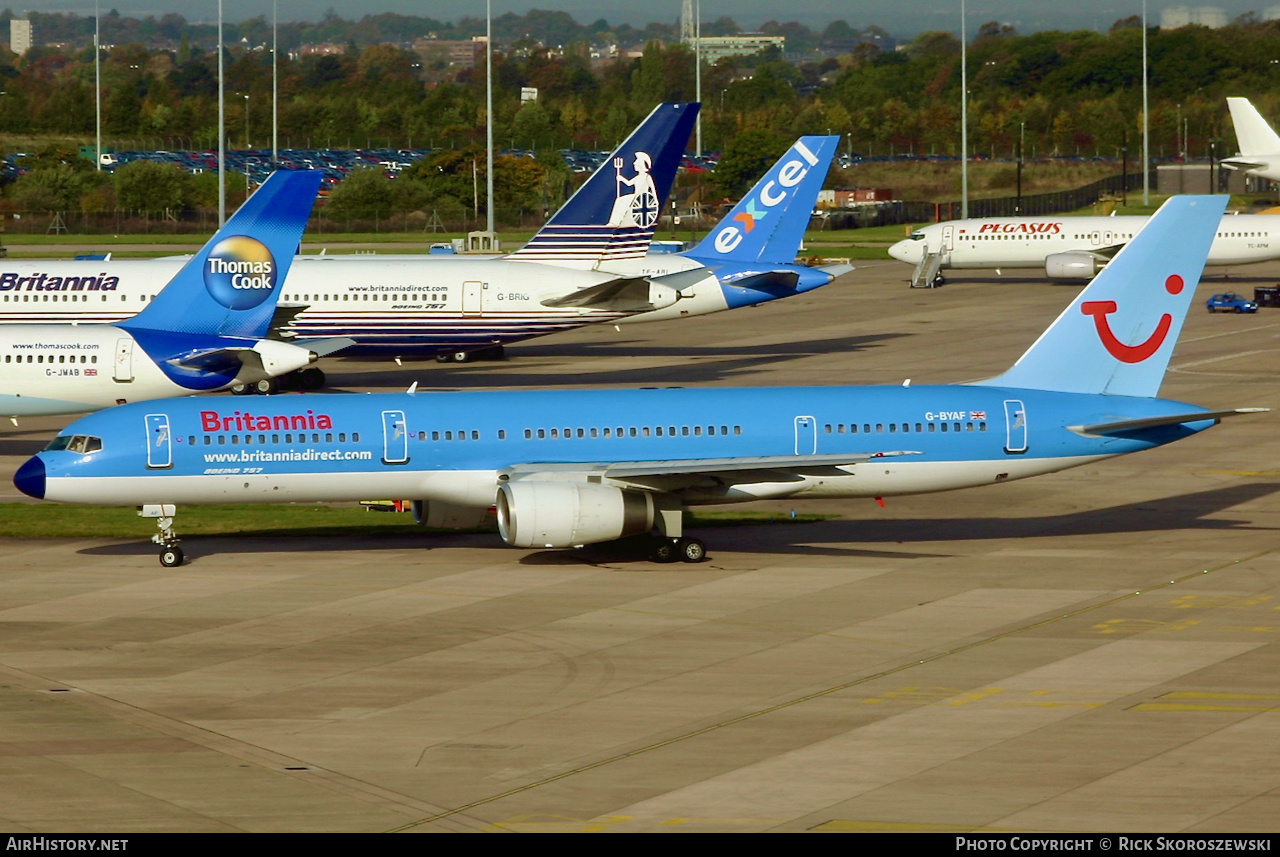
1222 96 1280 182
0 106 846 378
16 196 1264 567
0 170 348 419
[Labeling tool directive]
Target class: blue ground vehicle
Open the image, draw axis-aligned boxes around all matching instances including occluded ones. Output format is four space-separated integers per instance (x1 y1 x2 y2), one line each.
1206 293 1259 313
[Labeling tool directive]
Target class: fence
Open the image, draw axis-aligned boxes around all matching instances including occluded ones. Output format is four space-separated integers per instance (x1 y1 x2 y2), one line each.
820 170 1158 229
0 207 551 237
3 171 1160 236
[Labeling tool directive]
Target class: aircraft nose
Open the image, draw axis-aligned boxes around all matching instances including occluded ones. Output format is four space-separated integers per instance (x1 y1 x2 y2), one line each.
13 456 46 500
888 239 916 263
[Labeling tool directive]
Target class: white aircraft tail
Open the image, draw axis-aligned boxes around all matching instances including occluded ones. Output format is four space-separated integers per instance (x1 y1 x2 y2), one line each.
1227 97 1280 157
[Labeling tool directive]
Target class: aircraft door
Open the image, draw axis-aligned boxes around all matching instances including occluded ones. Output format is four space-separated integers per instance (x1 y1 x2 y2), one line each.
1003 399 1028 454
114 338 134 382
463 281 483 317
941 225 955 253
382 409 409 465
1089 230 1102 247
794 415 817 454
145 414 173 469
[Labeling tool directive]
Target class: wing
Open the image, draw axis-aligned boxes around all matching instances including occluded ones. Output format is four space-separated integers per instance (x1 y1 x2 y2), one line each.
502 450 921 489
1068 408 1268 437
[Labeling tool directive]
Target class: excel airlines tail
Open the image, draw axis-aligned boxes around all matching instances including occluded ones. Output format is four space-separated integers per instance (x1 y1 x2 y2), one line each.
612 135 849 324
0 170 334 418
16 196 1263 567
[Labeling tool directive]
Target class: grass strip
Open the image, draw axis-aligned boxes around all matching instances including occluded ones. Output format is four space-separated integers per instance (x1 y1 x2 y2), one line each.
0 503 835 540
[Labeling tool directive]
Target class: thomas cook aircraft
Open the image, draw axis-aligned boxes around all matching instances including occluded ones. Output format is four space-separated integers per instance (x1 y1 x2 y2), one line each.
15 196 1263 567
0 111 846 373
0 170 344 418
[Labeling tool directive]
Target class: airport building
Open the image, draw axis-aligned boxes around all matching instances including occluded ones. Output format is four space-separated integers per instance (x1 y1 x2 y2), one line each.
690 34 785 65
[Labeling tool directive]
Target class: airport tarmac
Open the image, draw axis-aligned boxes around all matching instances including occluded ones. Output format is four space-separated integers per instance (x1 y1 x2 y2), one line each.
1 257 1279 832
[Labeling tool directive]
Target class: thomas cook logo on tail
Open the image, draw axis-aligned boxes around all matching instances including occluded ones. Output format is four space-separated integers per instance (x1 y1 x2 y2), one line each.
712 139 821 254
1081 273 1182 363
607 151 659 228
203 236 278 310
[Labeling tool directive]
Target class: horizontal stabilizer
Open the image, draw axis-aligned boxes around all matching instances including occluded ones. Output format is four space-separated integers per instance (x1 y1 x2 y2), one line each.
540 277 653 310
1068 408 1268 437
167 347 257 374
719 270 801 291
817 263 854 279
540 268 709 310
1221 158 1266 172
293 337 356 357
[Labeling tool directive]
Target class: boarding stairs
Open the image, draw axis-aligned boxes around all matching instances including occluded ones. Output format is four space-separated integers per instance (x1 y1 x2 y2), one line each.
909 249 946 288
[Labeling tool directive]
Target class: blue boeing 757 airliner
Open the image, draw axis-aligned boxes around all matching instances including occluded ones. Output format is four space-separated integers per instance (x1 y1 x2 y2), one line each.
14 196 1264 566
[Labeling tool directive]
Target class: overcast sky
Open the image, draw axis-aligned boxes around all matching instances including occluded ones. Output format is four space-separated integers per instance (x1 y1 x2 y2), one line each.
5 2 1275 38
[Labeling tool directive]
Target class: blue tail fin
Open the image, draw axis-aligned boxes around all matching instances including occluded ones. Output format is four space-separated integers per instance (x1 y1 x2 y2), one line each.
508 103 699 265
978 195 1227 398
688 136 837 264
120 170 322 338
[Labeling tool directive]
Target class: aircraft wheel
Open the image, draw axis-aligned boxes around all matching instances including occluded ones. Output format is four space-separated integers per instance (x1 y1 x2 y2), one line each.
451 351 471 363
159 546 184 568
677 537 706 563
254 378 278 395
649 539 677 563
435 353 452 363
230 383 251 395
933 274 946 286
299 367 325 390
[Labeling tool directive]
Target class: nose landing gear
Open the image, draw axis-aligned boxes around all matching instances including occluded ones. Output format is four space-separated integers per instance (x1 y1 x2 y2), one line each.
140 504 183 567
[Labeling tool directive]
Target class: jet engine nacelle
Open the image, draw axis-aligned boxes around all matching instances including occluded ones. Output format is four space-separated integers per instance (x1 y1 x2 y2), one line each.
411 499 495 530
648 282 681 310
241 339 317 381
496 482 656 548
1044 252 1106 281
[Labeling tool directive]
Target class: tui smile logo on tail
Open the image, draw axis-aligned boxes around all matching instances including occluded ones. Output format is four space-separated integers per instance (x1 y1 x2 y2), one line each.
1080 274 1181 363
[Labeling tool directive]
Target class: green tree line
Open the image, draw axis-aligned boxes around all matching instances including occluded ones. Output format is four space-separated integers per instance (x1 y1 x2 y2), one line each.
4 11 1280 216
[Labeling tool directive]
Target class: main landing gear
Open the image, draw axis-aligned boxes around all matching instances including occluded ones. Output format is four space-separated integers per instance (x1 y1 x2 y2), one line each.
435 345 506 364
648 536 707 563
647 501 706 563
230 367 326 396
140 505 183 567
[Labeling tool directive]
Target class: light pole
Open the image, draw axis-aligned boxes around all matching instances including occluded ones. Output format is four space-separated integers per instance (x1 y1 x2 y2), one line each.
218 0 225 227
1142 0 1149 205
960 0 968 219
94 0 101 171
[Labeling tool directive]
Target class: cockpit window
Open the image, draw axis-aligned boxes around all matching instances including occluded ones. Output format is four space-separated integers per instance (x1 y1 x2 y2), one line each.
908 231 925 241
44 435 102 454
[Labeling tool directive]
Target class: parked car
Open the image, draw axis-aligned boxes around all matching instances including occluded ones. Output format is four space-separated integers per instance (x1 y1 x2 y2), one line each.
1206 293 1259 313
